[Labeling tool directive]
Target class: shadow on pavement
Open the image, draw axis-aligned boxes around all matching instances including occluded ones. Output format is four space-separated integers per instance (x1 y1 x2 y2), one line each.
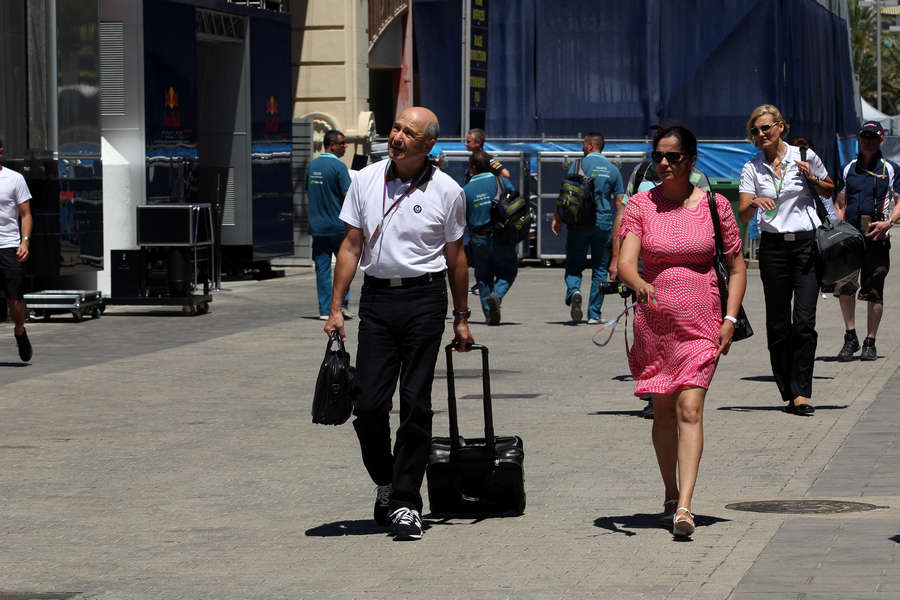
717 405 849 412
589 409 644 418
434 369 521 379
104 311 196 318
741 374 834 381
611 374 635 382
305 520 390 537
425 513 524 524
814 355 883 362
594 513 730 536
0 362 29 368
891 534 900 543
544 321 581 326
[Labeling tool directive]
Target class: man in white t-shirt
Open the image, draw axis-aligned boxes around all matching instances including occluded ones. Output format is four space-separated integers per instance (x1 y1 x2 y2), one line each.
324 107 473 541
0 139 33 362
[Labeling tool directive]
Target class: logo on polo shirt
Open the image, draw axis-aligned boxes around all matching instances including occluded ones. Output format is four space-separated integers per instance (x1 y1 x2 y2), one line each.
413 205 422 213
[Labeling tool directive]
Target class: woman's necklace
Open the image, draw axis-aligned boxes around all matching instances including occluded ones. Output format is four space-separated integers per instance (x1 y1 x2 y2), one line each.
766 142 785 176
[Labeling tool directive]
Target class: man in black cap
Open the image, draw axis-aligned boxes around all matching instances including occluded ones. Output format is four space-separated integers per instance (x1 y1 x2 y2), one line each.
833 120 900 361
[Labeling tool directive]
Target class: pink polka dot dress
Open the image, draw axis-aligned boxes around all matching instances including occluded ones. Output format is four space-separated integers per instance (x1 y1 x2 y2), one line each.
619 189 742 396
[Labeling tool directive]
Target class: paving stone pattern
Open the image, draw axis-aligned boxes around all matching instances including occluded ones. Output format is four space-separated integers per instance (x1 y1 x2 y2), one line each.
0 261 897 599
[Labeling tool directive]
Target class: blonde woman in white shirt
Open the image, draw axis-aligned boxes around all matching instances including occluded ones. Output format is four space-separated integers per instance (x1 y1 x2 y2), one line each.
737 105 831 417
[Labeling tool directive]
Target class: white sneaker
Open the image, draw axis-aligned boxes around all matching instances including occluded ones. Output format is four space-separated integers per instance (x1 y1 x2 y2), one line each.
587 318 600 325
341 307 354 320
318 315 329 321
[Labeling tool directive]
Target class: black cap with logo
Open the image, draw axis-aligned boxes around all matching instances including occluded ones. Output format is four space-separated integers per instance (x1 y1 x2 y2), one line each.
859 120 885 137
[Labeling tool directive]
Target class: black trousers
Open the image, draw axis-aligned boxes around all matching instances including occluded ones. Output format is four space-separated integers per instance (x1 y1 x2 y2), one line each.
758 235 819 401
352 278 448 512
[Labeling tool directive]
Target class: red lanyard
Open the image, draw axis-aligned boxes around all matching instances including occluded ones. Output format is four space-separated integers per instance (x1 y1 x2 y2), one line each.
382 176 416 218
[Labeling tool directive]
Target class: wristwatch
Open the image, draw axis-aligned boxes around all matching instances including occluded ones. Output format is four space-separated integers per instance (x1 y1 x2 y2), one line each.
452 308 471 320
22 236 29 242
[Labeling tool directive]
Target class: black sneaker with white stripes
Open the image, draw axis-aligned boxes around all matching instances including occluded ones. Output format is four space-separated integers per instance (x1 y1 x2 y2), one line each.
373 484 392 525
389 507 423 540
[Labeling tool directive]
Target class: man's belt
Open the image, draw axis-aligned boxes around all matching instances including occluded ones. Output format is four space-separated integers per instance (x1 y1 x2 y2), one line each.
761 230 815 242
363 270 447 288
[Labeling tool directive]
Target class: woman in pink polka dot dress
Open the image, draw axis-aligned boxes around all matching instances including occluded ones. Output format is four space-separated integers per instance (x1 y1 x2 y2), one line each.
618 124 747 538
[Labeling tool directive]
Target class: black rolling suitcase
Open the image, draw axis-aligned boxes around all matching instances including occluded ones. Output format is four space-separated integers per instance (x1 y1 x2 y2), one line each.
426 344 525 515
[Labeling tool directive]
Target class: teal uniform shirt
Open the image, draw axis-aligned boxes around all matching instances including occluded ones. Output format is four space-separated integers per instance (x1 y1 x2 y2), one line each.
463 172 515 231
307 153 351 237
568 152 624 229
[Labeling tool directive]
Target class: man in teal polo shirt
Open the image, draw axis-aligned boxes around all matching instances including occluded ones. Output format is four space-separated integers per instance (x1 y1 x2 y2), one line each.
464 150 518 325
551 132 624 324
307 130 352 319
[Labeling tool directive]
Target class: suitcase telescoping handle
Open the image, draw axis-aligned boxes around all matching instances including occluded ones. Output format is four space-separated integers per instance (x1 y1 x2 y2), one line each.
445 343 495 452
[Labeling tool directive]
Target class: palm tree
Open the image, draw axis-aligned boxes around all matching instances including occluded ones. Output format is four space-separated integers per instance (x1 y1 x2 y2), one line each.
850 0 900 114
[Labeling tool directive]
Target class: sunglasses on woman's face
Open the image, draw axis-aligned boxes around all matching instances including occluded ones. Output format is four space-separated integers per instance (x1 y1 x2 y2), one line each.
651 151 686 164
750 122 780 136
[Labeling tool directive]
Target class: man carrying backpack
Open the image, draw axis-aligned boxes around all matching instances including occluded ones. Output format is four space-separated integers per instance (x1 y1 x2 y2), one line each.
464 150 518 325
552 132 624 324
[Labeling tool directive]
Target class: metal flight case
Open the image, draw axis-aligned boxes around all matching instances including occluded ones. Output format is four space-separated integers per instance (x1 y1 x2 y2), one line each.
25 290 105 322
107 204 214 315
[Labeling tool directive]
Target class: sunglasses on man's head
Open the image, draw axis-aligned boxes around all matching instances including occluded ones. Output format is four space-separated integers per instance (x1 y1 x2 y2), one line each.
750 122 780 136
860 132 881 140
651 151 687 164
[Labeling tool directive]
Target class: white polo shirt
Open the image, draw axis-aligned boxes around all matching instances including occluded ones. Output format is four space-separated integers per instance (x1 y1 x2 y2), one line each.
0 166 31 249
340 158 466 278
739 142 828 233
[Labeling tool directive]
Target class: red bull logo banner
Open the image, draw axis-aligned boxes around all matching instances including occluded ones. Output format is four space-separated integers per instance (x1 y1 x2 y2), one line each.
163 87 181 128
265 95 279 133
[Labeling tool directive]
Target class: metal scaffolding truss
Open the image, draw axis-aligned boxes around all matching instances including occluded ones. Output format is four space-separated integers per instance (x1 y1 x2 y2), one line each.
196 8 246 41
226 0 289 12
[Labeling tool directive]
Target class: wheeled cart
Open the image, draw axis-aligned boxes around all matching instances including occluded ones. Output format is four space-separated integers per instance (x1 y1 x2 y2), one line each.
24 290 105 322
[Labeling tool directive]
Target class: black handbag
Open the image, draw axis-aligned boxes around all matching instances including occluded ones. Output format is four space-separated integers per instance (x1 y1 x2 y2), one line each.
797 146 866 285
426 344 526 516
708 193 754 342
311 331 358 425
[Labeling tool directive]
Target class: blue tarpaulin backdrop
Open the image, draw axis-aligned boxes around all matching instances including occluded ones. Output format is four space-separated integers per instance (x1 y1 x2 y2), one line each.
413 0 858 177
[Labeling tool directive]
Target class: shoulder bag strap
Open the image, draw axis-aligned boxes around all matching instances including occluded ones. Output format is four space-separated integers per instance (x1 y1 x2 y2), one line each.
707 191 725 256
799 146 830 224
708 192 729 316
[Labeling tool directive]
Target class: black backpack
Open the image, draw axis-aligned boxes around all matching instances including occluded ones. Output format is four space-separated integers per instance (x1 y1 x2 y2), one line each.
491 176 532 244
311 331 358 425
556 158 596 226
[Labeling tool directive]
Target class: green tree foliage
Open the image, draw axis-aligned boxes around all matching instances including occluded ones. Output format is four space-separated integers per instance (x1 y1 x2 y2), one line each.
850 0 900 114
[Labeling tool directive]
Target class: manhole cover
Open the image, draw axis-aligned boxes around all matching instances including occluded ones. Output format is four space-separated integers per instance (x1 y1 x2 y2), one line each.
725 500 884 514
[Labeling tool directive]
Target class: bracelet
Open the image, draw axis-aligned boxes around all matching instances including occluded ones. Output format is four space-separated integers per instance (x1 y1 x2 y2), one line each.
723 315 738 324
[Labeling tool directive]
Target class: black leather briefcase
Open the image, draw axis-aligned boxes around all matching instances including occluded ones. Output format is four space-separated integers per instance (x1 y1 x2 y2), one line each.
426 344 525 516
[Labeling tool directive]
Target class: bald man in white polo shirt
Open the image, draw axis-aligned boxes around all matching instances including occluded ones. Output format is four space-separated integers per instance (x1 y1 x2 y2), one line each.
325 107 473 541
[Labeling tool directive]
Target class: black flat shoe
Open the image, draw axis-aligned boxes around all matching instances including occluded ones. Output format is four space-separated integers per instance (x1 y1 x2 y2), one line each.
15 329 32 362
786 400 814 416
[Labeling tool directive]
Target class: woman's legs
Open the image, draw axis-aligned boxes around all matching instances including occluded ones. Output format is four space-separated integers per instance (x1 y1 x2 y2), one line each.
675 387 706 518
652 387 706 526
651 393 679 503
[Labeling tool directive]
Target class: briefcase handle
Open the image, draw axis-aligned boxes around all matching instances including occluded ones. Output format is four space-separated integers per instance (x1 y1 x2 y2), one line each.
445 343 495 452
327 330 346 352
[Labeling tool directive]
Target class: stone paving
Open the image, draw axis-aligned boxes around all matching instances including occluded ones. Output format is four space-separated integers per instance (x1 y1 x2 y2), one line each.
0 257 897 599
